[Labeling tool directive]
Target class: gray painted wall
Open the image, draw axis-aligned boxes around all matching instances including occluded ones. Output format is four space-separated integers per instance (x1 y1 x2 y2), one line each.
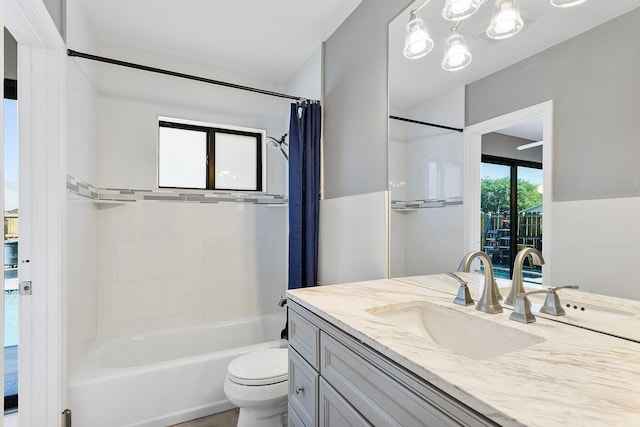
467 8 640 202
482 133 542 164
43 0 65 39
4 29 17 80
323 0 412 199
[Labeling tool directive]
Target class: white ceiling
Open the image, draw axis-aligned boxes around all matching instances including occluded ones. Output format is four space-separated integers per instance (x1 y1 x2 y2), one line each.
78 0 364 85
498 118 544 142
389 0 640 111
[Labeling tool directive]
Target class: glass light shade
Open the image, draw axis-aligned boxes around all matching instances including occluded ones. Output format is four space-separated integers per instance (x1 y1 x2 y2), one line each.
486 0 524 40
550 0 587 7
442 0 482 21
442 28 472 71
403 11 434 59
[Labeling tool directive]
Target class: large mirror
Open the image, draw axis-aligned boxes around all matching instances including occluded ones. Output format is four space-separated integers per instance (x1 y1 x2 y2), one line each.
388 0 640 307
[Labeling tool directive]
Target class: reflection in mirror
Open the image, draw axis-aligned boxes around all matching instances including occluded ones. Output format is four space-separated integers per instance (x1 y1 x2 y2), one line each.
480 124 543 282
388 114 464 278
388 1 640 339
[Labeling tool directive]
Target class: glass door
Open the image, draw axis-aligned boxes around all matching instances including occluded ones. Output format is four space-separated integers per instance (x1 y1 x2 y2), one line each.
480 162 511 279
516 165 543 283
4 78 18 412
481 156 542 280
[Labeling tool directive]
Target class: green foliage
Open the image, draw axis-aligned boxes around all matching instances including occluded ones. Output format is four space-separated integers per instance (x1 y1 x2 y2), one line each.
481 177 541 214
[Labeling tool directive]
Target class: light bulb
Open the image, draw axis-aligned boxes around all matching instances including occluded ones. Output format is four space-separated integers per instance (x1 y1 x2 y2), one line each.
442 0 482 21
550 0 587 7
487 0 524 40
442 28 472 71
403 11 434 59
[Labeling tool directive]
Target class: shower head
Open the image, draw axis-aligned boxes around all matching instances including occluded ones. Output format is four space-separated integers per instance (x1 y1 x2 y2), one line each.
266 133 289 161
266 136 280 149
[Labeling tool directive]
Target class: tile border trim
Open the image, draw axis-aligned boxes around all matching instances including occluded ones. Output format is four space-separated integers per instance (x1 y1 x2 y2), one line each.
66 175 287 205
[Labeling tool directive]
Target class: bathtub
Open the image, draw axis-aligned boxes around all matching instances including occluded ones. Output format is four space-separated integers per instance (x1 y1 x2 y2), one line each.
69 313 287 427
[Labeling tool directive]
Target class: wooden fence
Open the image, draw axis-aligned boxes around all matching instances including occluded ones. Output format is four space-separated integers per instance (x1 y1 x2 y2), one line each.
481 212 542 248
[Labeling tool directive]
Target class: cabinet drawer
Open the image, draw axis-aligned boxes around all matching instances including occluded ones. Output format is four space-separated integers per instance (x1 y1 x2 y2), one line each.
320 332 459 427
289 404 306 427
289 347 318 427
319 378 372 427
289 307 320 369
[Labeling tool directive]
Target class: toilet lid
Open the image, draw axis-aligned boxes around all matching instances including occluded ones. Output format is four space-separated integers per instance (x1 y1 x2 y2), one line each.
227 348 288 386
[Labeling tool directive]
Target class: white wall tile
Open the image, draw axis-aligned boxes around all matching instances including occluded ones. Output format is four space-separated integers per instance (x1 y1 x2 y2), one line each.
116 239 204 282
116 318 164 336
319 191 387 285
162 276 230 316
162 312 204 330
551 197 640 300
89 56 291 339
66 60 99 375
97 280 163 324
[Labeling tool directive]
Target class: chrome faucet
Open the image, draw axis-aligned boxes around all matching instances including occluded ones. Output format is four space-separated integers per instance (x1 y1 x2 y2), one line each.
457 251 502 314
505 248 545 306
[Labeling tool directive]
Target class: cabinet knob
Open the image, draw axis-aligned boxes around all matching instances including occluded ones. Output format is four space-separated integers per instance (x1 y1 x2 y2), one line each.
295 386 304 395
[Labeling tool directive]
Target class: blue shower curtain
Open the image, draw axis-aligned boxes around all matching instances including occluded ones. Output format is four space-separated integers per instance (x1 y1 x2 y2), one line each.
288 101 321 289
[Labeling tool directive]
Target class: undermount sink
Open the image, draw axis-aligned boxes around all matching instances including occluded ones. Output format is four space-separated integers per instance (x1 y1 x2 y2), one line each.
368 301 544 360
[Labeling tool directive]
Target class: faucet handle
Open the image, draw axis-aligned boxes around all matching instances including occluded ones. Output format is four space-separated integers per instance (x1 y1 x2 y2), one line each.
508 291 543 324
548 285 579 292
446 272 474 306
540 285 579 316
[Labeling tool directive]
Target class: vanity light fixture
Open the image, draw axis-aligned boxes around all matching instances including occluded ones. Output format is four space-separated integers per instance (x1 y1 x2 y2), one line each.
486 0 524 40
403 6 434 59
442 0 483 21
550 0 587 7
403 0 586 69
442 26 472 71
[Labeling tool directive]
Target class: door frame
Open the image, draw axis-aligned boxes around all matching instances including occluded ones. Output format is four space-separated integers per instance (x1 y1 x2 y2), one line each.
463 100 553 284
4 1 66 425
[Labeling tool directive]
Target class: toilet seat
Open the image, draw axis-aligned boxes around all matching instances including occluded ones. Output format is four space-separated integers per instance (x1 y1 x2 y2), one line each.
227 348 288 386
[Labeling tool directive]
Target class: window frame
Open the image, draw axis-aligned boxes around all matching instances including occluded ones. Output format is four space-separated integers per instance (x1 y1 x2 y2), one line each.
158 119 264 192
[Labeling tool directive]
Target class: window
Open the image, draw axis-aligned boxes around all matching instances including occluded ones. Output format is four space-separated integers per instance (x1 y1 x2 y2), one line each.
158 119 264 191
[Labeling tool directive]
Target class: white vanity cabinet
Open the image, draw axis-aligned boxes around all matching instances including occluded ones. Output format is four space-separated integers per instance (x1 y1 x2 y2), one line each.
287 300 498 427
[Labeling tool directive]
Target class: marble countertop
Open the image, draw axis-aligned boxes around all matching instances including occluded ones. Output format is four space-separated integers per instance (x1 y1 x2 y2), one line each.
287 275 640 426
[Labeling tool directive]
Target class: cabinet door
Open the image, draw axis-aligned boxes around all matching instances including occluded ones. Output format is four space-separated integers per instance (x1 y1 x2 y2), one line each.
289 307 320 369
319 378 371 427
289 347 318 426
289 405 307 427
321 333 459 427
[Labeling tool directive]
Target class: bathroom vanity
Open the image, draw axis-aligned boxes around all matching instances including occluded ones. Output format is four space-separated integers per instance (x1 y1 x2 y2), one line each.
286 276 640 426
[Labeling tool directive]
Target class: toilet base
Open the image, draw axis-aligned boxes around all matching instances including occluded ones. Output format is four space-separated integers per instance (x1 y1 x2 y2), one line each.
236 401 288 427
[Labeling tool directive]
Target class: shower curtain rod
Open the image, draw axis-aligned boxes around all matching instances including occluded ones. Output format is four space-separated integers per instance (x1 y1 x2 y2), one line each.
389 115 463 133
67 49 318 103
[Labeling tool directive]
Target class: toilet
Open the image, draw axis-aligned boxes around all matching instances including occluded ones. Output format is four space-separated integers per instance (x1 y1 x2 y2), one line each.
224 348 289 427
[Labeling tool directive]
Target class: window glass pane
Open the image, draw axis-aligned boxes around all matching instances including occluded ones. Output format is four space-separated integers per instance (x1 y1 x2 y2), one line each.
158 127 207 188
215 133 258 190
481 162 511 278
517 166 543 284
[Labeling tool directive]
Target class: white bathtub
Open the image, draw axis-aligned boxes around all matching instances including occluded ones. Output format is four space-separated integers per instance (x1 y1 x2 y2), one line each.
69 313 287 427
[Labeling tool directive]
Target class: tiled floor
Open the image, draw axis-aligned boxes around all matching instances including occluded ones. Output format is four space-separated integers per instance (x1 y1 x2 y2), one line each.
170 408 239 427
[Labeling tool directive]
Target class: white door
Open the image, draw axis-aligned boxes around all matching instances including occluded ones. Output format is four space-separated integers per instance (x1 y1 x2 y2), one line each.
4 1 66 426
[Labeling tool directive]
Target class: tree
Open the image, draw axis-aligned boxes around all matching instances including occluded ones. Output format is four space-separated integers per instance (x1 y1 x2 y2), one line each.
481 177 541 214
